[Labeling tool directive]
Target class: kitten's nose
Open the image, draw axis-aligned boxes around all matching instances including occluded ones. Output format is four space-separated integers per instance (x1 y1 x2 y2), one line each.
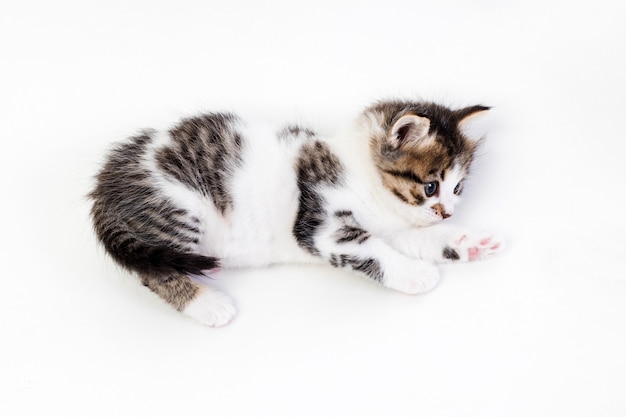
432 203 452 219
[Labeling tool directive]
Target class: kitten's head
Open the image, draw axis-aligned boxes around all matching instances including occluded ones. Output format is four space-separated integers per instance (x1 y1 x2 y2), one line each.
365 100 488 226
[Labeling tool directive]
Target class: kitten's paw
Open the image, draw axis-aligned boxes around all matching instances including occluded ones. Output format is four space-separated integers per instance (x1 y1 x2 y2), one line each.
183 288 236 327
443 232 505 263
383 261 441 295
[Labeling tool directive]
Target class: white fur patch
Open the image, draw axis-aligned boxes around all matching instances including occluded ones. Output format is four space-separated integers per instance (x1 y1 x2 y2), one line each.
387 224 505 264
438 163 464 218
206 120 318 267
183 288 236 327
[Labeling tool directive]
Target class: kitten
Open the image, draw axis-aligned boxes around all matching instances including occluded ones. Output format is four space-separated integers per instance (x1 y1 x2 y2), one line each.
90 100 504 326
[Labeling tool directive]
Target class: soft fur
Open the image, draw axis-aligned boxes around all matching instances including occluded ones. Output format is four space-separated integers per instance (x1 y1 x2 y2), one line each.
90 100 504 326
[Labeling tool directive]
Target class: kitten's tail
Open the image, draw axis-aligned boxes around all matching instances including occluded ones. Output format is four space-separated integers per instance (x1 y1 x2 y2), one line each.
99 233 219 278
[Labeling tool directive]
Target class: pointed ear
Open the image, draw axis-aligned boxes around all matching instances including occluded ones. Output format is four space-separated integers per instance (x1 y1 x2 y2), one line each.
388 114 431 149
455 105 490 126
455 105 490 139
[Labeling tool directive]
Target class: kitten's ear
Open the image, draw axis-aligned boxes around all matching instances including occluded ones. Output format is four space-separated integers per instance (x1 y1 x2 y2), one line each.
388 114 431 149
455 105 490 139
455 105 490 126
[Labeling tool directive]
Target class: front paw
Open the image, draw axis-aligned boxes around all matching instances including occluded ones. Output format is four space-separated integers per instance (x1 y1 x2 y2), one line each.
442 232 505 263
382 260 441 294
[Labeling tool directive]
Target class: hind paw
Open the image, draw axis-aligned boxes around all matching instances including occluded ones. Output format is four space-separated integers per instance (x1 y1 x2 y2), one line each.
183 289 236 327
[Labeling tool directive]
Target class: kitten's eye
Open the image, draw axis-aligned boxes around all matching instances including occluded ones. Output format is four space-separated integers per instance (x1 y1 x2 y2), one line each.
454 181 464 195
424 181 438 197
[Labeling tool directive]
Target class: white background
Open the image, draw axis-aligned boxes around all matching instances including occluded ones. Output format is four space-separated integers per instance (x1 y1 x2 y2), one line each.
1 0 625 416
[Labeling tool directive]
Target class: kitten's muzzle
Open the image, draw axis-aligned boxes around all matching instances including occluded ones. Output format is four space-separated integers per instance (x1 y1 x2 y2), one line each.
432 203 452 219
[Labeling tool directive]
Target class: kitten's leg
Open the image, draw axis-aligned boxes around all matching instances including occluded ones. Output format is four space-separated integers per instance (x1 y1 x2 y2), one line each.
388 224 505 264
314 212 441 294
139 273 236 327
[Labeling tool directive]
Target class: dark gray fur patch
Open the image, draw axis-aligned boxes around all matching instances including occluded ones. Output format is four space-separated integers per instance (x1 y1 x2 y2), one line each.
443 247 460 260
90 119 230 320
329 254 383 282
157 113 243 215
333 211 370 244
90 129 222 314
90 132 207 271
293 141 344 255
278 125 316 141
296 141 343 185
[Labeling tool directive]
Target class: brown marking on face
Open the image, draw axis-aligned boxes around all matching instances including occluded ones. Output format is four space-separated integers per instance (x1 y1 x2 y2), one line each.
411 189 425 205
374 140 455 205
431 203 451 219
364 100 480 206
382 176 429 206
388 184 411 204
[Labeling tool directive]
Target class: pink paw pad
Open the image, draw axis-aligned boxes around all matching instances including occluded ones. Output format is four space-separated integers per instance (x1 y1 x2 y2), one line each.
468 247 481 261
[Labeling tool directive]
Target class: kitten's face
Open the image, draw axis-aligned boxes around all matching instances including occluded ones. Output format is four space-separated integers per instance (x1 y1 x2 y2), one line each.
379 156 468 226
366 101 487 226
